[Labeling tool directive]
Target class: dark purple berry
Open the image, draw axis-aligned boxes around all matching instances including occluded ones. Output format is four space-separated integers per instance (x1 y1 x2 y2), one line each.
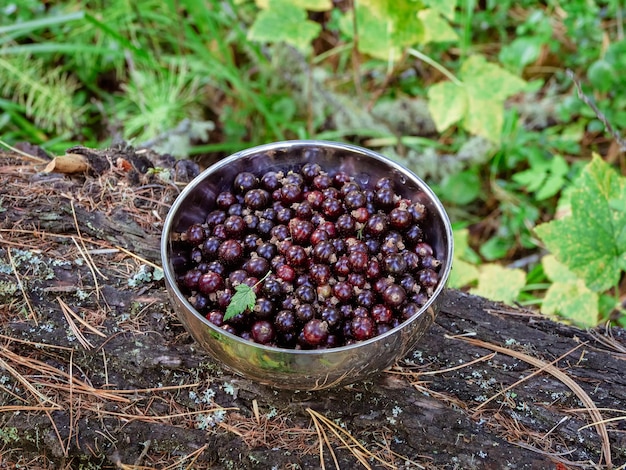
243 256 270 277
309 264 331 286
186 224 206 245
251 320 275 344
351 316 374 341
382 284 407 308
295 303 315 323
388 208 412 229
275 310 296 333
224 215 245 238
234 172 258 193
254 297 274 319
206 310 224 326
198 271 224 294
289 218 314 244
383 253 408 275
183 269 202 289
302 319 329 346
216 192 237 210
371 304 392 323
418 269 439 288
218 239 243 264
244 189 270 209
365 214 388 238
333 281 353 303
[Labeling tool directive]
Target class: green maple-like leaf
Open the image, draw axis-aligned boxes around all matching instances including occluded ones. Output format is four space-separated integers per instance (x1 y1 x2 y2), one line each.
248 0 322 53
470 263 526 305
427 55 527 142
541 255 599 328
224 283 257 321
348 0 425 61
535 155 626 292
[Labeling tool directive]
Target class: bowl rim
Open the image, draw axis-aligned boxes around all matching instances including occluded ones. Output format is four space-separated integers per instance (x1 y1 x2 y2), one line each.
161 139 454 355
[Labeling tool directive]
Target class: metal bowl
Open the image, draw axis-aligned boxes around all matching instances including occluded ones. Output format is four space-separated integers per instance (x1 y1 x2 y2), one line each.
161 140 453 390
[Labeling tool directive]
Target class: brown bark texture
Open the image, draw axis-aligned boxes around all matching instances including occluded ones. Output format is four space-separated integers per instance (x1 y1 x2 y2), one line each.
0 147 624 470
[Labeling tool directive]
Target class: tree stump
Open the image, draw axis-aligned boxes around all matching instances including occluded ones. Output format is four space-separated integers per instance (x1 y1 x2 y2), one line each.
0 147 624 469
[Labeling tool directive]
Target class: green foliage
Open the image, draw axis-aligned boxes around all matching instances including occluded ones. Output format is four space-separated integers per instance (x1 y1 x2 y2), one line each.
249 0 323 53
535 155 626 293
0 54 85 135
512 154 569 201
427 55 528 142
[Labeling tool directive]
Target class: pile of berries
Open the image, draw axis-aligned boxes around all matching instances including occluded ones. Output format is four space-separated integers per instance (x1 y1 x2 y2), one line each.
175 162 442 349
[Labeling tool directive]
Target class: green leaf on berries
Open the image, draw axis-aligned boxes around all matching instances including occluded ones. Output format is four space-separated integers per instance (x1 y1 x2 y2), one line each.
535 154 626 292
224 283 256 321
541 255 599 328
248 0 322 53
427 55 527 142
470 263 526 305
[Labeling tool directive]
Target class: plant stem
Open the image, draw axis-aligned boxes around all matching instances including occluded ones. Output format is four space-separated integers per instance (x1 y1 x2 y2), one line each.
407 48 463 86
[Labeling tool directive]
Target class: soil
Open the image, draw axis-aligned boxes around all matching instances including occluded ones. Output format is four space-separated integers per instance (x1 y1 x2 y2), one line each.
0 146 625 469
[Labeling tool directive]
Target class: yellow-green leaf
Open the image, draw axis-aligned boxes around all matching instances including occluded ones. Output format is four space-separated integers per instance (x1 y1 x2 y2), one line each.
248 0 321 53
427 55 527 142
460 55 527 103
424 0 456 20
427 81 466 132
463 95 503 143
353 0 425 61
418 9 458 43
541 255 599 328
255 0 332 10
470 264 526 305
542 254 578 283
449 258 479 288
542 282 599 328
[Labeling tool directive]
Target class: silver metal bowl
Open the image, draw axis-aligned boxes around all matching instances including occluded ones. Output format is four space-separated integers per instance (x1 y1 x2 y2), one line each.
161 140 453 390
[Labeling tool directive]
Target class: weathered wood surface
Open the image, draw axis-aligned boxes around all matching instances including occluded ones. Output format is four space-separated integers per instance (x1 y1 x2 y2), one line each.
0 147 624 469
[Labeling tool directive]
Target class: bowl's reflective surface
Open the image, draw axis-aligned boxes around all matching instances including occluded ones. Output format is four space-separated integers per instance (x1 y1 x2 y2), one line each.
161 140 453 390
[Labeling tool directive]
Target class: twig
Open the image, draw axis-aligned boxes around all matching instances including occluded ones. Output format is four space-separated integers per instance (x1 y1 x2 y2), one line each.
567 69 626 152
71 198 108 282
0 138 50 163
114 244 162 271
58 297 95 350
